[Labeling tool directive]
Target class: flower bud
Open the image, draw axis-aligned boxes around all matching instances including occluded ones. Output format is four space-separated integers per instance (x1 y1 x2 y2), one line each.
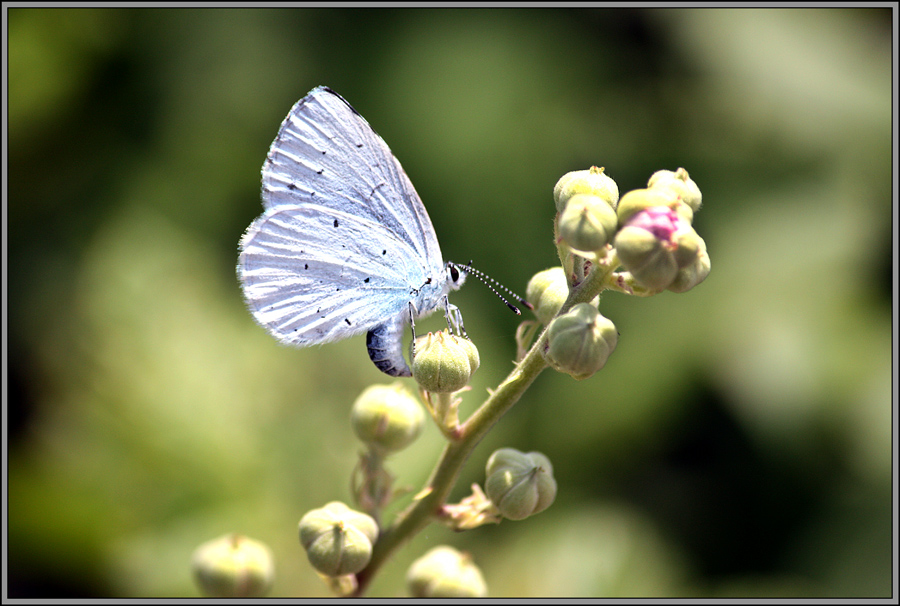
406 546 488 598
411 330 477 393
617 187 693 228
525 267 568 325
557 193 619 255
191 533 274 597
484 448 557 521
553 166 619 213
647 167 702 212
614 207 702 292
457 335 481 375
543 303 618 380
526 267 599 325
351 383 425 453
298 502 378 577
667 232 711 293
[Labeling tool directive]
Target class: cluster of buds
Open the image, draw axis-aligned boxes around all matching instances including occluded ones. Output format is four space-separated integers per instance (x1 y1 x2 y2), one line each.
528 166 710 381
553 166 709 293
614 168 709 293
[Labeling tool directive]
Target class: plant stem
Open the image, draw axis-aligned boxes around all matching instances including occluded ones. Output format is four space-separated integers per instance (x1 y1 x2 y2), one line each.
353 333 550 595
352 262 615 596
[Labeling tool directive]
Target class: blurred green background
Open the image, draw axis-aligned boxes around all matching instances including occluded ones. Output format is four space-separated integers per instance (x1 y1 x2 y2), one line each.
7 7 894 598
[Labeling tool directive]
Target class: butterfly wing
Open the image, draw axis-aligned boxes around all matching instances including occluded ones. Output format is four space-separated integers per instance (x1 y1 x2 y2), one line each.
239 203 428 345
260 86 444 267
238 87 446 348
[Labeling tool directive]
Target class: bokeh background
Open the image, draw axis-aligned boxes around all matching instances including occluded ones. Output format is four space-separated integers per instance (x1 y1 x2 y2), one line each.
7 7 894 598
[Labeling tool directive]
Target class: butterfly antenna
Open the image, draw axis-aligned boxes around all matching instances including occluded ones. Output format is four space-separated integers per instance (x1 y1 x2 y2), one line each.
452 262 534 315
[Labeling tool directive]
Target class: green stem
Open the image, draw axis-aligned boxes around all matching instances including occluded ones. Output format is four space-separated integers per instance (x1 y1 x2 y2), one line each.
352 334 550 596
352 261 615 596
431 391 458 438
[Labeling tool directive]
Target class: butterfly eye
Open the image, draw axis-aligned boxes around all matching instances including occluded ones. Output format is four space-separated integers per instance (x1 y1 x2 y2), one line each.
450 265 460 283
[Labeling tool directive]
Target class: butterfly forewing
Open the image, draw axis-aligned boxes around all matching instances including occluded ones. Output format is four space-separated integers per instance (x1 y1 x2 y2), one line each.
261 87 443 267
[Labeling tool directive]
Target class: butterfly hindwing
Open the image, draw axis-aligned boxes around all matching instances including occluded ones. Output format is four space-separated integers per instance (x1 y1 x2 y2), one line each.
239 203 427 345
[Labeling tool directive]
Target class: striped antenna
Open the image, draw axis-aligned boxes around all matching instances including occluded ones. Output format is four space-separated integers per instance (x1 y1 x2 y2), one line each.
450 262 534 315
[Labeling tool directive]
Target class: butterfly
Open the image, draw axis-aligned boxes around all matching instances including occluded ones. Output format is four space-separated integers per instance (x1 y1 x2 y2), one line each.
237 87 467 377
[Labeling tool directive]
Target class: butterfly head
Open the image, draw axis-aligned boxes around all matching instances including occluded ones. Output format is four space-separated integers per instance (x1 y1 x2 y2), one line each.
445 262 468 292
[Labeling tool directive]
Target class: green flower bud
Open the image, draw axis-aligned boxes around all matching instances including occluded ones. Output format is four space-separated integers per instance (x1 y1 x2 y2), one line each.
614 207 702 292
615 226 678 291
411 330 477 393
617 187 693 228
525 267 568 325
557 193 619 255
191 533 274 598
670 226 702 268
406 546 488 598
543 303 618 380
457 335 481 375
667 232 711 293
553 166 619 213
525 267 600 325
648 167 702 212
484 448 557 521
350 383 425 453
298 502 378 577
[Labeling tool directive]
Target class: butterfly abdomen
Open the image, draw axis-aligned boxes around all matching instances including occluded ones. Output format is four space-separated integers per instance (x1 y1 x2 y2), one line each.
366 317 412 377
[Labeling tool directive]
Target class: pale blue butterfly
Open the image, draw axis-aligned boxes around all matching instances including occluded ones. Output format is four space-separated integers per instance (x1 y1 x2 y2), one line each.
238 87 470 377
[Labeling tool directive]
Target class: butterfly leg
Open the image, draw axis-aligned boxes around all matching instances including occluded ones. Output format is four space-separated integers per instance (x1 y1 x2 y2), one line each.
406 301 421 369
408 301 418 343
442 296 468 339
